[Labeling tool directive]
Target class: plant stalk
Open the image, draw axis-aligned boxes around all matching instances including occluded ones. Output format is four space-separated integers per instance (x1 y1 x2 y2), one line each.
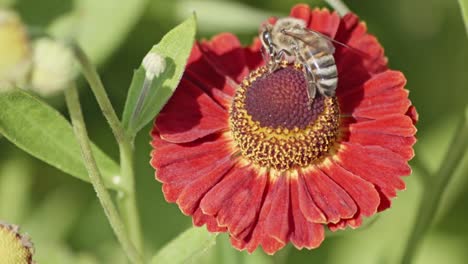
324 0 351 16
70 42 127 144
70 42 144 258
401 107 468 264
118 139 144 256
64 85 143 264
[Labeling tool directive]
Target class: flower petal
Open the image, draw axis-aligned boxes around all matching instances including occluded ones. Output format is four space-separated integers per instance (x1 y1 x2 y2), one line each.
290 178 325 249
335 142 410 208
338 70 406 98
151 132 235 206
243 38 264 71
328 215 363 232
297 174 327 223
232 176 287 254
347 115 417 137
200 166 268 240
264 176 290 244
341 89 410 119
335 13 387 74
156 79 229 143
199 33 249 83
346 131 416 160
320 161 380 217
193 208 227 233
309 8 340 38
301 168 357 223
290 4 311 25
176 154 234 215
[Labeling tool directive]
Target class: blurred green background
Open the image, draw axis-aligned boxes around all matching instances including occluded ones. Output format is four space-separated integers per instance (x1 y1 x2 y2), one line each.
0 0 467 263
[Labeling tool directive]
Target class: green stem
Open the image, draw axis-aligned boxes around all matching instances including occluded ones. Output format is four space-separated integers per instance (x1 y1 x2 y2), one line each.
401 107 468 264
70 42 144 257
70 42 127 144
324 0 351 16
118 139 144 256
64 85 144 264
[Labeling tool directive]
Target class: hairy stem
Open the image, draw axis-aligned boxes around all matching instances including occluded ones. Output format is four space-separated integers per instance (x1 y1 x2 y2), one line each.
70 42 127 144
118 139 144 256
324 0 351 16
70 42 144 257
64 85 143 264
401 107 468 264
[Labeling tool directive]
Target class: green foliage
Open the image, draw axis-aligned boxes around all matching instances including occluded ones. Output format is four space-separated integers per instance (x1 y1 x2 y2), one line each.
0 89 121 190
459 0 468 34
151 227 217 264
175 0 274 33
48 0 147 64
122 14 196 136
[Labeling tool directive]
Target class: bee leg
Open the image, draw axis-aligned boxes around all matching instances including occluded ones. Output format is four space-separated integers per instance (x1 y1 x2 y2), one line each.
291 44 317 103
303 65 317 103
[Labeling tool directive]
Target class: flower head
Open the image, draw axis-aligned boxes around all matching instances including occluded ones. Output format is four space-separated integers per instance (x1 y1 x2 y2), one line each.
30 38 76 96
0 9 31 91
0 221 35 263
150 4 417 254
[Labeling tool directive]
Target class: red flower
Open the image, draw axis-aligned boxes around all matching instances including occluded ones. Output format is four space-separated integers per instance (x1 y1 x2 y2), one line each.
150 4 417 255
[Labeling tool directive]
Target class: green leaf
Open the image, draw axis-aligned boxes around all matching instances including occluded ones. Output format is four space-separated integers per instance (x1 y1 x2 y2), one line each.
0 89 121 191
48 0 147 65
151 227 217 264
0 156 32 223
174 0 274 34
459 0 468 35
122 14 196 136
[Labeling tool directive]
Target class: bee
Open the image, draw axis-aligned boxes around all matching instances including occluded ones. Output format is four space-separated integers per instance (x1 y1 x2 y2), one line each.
260 17 353 102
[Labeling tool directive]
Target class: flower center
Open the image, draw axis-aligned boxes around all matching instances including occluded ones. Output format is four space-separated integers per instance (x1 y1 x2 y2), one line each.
229 63 340 171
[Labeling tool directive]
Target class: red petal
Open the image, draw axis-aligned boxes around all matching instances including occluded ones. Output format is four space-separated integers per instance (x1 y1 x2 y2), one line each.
200 33 249 83
290 178 325 249
340 89 410 119
320 162 380 217
328 215 363 231
151 132 235 209
156 79 228 143
232 177 286 254
338 70 406 99
243 38 264 71
150 132 232 173
297 174 327 223
185 43 237 107
346 131 416 160
406 105 419 125
264 176 290 244
309 8 340 38
347 115 417 137
200 166 268 240
335 13 387 74
335 142 410 204
193 208 227 233
176 154 234 215
290 4 311 25
301 169 357 223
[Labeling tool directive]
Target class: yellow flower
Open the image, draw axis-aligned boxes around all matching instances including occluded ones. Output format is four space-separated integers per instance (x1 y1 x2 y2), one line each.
0 9 31 91
0 221 35 264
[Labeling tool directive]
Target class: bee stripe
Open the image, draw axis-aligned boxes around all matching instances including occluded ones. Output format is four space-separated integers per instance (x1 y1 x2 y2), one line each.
313 64 337 78
314 54 335 67
318 77 338 89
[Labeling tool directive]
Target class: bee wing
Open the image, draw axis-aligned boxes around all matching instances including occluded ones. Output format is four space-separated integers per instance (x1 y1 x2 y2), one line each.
283 28 370 59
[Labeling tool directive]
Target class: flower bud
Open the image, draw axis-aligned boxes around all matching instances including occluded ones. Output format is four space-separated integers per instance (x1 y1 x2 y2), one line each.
0 221 35 264
142 51 165 81
0 9 31 91
30 38 76 96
